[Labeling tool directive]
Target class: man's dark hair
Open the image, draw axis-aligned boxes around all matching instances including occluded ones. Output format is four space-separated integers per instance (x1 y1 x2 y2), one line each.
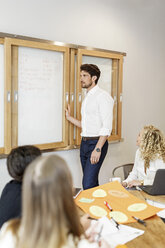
7 145 41 182
80 64 101 84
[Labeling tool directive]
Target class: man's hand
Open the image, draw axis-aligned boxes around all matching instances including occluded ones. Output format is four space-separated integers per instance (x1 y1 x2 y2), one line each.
65 104 81 128
90 149 101 164
65 104 71 120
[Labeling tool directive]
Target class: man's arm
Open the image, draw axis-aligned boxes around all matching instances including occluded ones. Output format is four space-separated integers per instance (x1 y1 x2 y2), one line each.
90 136 108 164
90 93 114 165
65 104 81 128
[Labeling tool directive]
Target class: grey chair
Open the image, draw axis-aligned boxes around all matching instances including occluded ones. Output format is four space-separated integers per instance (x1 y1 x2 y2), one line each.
112 163 134 181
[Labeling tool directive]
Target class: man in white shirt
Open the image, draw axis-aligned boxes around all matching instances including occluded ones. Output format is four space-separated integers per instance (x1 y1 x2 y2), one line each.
65 64 114 189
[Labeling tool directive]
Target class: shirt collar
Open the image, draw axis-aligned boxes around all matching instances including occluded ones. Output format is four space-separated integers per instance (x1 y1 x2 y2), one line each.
87 85 99 96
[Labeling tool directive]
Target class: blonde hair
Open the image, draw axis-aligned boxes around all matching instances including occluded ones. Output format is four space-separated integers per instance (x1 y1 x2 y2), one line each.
139 125 165 172
17 155 83 248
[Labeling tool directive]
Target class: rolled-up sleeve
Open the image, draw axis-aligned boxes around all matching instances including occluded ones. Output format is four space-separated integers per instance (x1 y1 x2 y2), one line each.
98 93 114 136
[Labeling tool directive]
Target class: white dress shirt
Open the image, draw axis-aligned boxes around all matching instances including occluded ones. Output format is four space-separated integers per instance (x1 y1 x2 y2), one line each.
124 149 165 185
81 85 114 137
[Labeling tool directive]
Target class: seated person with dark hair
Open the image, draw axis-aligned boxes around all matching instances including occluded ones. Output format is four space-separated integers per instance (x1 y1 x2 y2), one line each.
0 145 41 228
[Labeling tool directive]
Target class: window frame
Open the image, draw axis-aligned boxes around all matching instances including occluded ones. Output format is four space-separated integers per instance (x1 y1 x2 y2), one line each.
0 33 125 155
4 37 69 154
70 48 124 146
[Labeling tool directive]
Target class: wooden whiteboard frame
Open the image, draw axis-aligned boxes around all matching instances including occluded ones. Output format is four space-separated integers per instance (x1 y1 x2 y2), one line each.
0 32 126 155
4 37 69 154
68 48 76 146
75 48 124 145
0 38 5 154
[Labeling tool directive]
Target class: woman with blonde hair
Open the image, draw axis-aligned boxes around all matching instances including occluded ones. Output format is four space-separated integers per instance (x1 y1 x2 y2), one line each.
0 155 110 248
122 125 165 188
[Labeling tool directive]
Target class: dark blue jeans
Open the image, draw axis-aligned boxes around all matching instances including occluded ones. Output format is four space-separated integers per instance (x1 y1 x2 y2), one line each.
80 139 108 190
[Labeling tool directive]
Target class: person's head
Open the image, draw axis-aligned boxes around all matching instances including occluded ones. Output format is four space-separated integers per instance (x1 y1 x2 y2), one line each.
139 125 165 171
19 155 83 248
7 145 41 182
80 64 101 89
136 129 144 147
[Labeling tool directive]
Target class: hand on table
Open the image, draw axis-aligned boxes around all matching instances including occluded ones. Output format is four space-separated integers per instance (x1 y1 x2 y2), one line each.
86 222 111 247
127 180 141 188
80 214 91 231
121 181 127 187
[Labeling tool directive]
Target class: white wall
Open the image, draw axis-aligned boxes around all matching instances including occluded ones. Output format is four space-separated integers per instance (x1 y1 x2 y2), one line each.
0 0 165 193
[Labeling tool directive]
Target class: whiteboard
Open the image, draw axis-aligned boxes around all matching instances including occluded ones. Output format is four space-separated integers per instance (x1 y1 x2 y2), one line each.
0 45 4 148
18 47 64 145
82 56 112 93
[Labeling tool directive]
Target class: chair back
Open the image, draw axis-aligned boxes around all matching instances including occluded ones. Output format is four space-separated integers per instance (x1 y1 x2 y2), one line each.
112 163 134 181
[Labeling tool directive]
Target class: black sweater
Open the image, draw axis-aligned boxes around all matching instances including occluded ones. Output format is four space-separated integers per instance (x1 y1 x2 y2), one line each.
0 180 22 228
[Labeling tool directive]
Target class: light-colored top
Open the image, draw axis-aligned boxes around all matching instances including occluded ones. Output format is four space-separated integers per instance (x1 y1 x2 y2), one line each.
0 222 99 248
81 85 114 137
0 222 17 248
124 149 165 185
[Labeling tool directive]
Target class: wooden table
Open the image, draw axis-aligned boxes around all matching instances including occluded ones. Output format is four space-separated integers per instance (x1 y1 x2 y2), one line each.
77 189 165 248
126 190 165 248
